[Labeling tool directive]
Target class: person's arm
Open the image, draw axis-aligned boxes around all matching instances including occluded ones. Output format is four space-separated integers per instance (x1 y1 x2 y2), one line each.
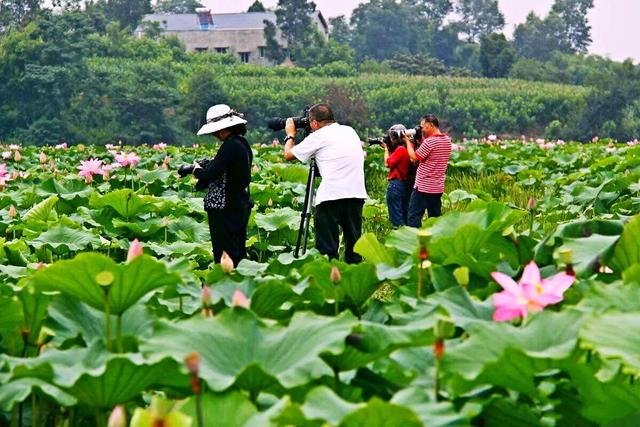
404 134 419 163
383 144 391 167
284 119 317 163
283 118 297 162
193 143 234 185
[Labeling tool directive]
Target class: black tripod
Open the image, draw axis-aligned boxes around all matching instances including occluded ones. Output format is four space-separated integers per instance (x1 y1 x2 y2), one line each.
294 158 318 257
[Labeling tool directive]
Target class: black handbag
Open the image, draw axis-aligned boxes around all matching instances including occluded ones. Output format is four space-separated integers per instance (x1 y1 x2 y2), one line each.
203 171 227 210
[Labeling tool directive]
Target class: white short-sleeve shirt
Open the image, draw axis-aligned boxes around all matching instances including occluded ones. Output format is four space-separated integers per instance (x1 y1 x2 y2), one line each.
291 123 368 205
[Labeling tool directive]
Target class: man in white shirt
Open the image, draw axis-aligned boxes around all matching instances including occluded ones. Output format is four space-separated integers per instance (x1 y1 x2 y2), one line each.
283 103 368 263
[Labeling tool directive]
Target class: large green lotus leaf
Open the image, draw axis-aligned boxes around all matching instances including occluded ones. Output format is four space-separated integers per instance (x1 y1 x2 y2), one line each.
376 258 413 281
169 216 210 243
557 234 620 277
147 241 211 258
610 215 640 272
181 392 258 427
0 264 28 280
18 285 52 352
561 361 640 425
478 396 544 427
38 178 93 201
441 310 584 397
1 239 30 266
250 281 296 320
112 217 165 238
68 356 182 408
324 310 439 371
428 201 524 239
31 252 180 315
89 189 156 219
391 387 472 427
354 233 395 265
236 259 269 277
0 377 77 411
32 224 100 253
300 260 380 310
580 313 640 376
47 296 155 346
0 296 23 355
254 207 299 232
385 227 419 255
338 398 422 427
299 386 359 425
577 280 640 313
4 344 185 409
270 164 309 183
424 287 494 328
138 168 173 184
22 195 59 224
141 309 355 392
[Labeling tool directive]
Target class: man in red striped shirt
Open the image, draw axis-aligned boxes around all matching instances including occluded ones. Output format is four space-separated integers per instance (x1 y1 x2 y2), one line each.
404 114 451 227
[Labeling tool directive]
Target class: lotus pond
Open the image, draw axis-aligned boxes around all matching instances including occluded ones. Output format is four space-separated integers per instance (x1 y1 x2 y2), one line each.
1 139 640 426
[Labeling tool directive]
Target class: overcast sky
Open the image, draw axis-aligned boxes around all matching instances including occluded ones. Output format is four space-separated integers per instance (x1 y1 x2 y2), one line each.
204 0 640 62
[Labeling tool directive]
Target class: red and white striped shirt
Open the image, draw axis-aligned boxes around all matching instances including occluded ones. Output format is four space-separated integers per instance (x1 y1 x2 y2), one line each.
414 134 451 194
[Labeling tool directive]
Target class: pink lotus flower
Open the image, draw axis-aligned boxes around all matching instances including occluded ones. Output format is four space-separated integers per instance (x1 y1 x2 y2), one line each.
8 144 20 150
39 152 47 164
77 159 105 183
55 143 68 149
114 152 140 169
192 144 199 148
232 289 249 308
451 143 466 151
127 238 143 262
2 151 11 160
272 138 280 147
491 261 575 322
487 134 497 142
152 142 167 150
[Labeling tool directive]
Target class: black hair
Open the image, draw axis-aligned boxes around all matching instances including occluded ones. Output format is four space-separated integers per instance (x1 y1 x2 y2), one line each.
309 103 335 123
225 123 247 136
421 114 439 128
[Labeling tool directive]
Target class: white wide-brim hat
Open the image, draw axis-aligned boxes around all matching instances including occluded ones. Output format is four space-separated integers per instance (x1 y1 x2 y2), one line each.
197 104 247 136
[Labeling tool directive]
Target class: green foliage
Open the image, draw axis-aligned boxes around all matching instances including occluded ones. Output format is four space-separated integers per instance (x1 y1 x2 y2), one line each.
479 33 515 78
455 0 505 42
154 0 204 14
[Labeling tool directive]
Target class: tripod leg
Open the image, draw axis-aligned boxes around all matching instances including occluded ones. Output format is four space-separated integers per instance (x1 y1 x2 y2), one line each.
302 163 317 254
295 161 315 257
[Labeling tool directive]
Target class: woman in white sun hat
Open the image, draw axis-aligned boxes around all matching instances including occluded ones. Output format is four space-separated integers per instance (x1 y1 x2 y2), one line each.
180 104 254 265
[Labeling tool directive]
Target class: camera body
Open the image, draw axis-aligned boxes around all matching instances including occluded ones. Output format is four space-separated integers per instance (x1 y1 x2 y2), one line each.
267 106 312 136
368 125 423 149
177 158 212 177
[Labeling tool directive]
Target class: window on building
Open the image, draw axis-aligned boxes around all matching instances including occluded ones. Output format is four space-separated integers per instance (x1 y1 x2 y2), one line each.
195 47 208 52
215 47 228 54
258 46 266 58
199 23 208 31
239 52 250 63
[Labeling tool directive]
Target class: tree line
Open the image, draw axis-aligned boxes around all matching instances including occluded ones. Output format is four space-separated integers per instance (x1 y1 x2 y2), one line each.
0 0 638 144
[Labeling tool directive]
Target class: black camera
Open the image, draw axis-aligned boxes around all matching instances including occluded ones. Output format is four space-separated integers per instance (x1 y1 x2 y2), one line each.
267 106 311 135
177 158 211 177
367 136 390 146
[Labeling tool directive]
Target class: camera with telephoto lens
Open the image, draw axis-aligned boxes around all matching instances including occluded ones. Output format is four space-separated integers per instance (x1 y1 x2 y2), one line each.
177 158 212 177
367 125 423 148
266 106 312 136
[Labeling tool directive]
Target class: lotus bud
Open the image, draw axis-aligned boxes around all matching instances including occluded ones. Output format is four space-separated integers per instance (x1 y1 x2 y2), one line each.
49 158 54 169
184 352 200 375
39 152 46 164
232 289 249 308
267 198 273 207
252 164 259 174
330 265 341 284
107 405 126 427
527 197 536 210
453 266 469 288
201 285 212 308
220 251 234 273
78 144 85 152
162 216 169 227
434 317 455 340
8 204 17 218
127 238 143 262
35 262 46 270
14 151 21 162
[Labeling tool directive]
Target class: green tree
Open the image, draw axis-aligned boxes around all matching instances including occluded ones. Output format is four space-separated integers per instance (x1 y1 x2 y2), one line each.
551 0 594 53
328 16 351 45
479 33 515 78
455 0 505 42
275 0 317 46
247 0 266 12
406 0 452 27
386 53 446 76
513 11 571 61
350 0 413 61
180 67 228 134
103 0 151 30
153 0 204 14
263 19 286 64
0 0 42 34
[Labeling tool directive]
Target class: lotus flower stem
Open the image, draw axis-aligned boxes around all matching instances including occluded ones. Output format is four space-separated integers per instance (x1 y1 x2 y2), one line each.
116 315 123 353
334 287 339 316
96 409 106 427
31 394 37 427
104 290 111 352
